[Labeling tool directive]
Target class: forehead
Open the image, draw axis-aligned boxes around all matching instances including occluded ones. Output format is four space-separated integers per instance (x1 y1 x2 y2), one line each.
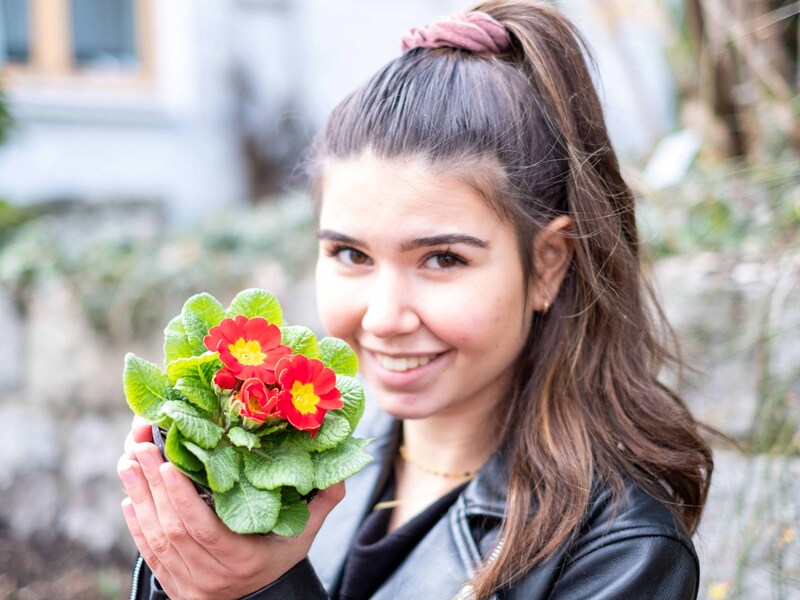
317 154 505 238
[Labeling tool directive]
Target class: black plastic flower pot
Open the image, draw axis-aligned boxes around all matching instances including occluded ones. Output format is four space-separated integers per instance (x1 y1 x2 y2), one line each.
151 425 216 510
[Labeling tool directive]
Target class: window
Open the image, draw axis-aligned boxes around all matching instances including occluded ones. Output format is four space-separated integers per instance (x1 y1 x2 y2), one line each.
71 0 137 68
0 0 154 87
1 0 30 63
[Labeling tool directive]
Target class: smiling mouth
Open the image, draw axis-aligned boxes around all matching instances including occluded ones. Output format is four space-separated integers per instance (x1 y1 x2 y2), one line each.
373 352 442 372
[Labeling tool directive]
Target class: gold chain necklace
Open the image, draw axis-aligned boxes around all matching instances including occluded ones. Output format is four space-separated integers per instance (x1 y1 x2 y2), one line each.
398 445 480 479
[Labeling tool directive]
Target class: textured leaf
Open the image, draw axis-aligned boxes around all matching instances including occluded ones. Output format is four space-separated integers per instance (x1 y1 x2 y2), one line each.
227 427 261 450
280 325 319 358
174 376 218 413
335 375 366 431
287 413 350 452
226 289 283 326
184 442 240 493
271 499 310 537
164 426 203 472
319 337 358 376
182 293 226 354
123 354 172 420
166 352 221 386
313 437 373 490
255 422 288 437
160 401 223 449
243 443 315 495
214 479 281 534
163 316 194 365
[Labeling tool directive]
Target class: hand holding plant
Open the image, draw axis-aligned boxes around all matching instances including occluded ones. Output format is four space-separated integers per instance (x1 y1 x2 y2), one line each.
123 288 372 536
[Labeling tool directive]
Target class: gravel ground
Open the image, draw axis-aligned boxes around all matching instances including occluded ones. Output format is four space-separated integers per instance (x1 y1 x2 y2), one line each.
0 526 133 600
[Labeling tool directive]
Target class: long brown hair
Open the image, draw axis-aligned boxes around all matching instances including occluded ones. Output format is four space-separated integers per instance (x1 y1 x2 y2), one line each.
309 1 713 597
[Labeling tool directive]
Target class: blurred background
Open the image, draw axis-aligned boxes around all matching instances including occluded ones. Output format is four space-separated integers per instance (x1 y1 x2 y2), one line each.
0 0 797 598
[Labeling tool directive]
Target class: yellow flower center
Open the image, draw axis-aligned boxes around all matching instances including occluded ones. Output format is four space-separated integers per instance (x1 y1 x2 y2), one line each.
290 381 320 414
229 338 266 366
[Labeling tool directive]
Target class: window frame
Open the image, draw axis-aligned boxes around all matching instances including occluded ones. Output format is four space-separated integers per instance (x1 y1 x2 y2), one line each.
1 0 156 92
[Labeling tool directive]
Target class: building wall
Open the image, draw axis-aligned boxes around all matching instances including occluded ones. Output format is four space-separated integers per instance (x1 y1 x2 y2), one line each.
0 0 674 222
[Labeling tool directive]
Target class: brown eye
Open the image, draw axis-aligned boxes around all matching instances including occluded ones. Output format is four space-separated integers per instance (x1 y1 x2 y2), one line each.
436 254 458 268
424 252 465 269
338 248 371 266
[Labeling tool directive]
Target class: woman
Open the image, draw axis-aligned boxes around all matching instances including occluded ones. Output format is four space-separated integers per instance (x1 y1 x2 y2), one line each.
120 2 713 598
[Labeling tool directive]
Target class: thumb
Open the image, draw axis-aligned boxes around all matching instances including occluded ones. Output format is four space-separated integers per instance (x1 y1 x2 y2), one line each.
301 481 346 541
132 415 154 443
125 415 154 458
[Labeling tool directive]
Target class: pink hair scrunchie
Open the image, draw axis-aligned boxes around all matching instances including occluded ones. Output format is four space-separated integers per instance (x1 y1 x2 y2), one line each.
401 11 510 56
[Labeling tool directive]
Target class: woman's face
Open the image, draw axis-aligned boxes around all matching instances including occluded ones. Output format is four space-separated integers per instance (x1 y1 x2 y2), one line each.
315 154 535 422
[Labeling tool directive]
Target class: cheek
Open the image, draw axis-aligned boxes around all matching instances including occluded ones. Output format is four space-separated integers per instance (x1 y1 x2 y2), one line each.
315 261 360 341
423 287 528 352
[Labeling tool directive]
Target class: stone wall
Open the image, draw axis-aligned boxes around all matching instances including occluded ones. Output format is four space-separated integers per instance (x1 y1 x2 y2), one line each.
655 253 800 599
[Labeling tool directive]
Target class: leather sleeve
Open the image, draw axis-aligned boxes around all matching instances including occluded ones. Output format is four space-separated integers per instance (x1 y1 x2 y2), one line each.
548 535 699 600
132 557 330 600
238 559 330 600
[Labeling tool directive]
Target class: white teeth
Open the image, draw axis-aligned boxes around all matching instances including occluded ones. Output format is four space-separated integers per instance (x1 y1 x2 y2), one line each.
375 353 436 372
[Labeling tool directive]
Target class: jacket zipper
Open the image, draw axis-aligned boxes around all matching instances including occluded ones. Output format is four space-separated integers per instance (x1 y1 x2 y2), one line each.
130 554 144 600
454 535 505 600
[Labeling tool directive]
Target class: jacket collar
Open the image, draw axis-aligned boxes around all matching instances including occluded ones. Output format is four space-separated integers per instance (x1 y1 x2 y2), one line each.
308 403 509 592
360 406 510 518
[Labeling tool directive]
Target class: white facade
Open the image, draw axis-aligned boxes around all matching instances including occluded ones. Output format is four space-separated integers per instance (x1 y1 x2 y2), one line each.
0 0 674 223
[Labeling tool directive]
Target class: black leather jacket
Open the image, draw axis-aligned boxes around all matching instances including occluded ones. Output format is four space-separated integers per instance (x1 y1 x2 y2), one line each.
133 407 699 599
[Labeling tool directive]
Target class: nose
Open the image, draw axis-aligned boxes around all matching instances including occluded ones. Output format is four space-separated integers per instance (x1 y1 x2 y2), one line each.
360 269 421 338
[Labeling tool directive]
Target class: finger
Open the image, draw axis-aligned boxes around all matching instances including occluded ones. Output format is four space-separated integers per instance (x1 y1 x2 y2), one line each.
159 462 230 554
119 454 193 583
121 497 177 594
301 481 346 542
133 415 154 442
133 443 207 555
125 416 153 458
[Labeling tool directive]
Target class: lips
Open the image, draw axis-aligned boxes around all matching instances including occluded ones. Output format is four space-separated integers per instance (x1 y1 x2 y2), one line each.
371 352 440 372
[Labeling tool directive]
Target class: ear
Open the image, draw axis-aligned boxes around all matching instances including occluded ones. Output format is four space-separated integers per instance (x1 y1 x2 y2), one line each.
529 216 573 313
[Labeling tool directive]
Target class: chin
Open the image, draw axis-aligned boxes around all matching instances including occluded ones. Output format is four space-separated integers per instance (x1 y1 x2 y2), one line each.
373 392 438 421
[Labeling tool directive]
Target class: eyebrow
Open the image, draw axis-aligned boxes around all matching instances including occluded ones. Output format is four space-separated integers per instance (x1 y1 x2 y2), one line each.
316 230 489 251
398 234 489 252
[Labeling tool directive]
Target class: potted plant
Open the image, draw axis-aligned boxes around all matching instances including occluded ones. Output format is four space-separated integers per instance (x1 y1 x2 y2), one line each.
123 288 372 535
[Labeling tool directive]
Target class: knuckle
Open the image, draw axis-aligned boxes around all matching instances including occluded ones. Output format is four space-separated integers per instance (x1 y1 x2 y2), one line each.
189 524 219 547
163 521 190 544
148 533 171 556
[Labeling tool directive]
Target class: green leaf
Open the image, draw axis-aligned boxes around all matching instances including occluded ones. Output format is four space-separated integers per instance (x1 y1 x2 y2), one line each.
123 354 172 420
319 337 358 376
174 376 218 413
214 479 281 534
243 443 315 495
163 316 194 365
335 375 366 431
280 325 319 358
286 412 350 452
227 427 261 450
164 426 203 472
159 401 223 449
181 293 226 354
166 352 221 386
255 422 288 437
226 288 283 326
175 464 209 489
184 442 240 493
271 499 310 537
313 437 373 490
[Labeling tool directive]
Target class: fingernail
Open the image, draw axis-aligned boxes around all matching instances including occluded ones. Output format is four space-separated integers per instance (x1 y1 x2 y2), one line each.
137 449 155 467
121 499 136 519
120 466 139 487
160 463 177 487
